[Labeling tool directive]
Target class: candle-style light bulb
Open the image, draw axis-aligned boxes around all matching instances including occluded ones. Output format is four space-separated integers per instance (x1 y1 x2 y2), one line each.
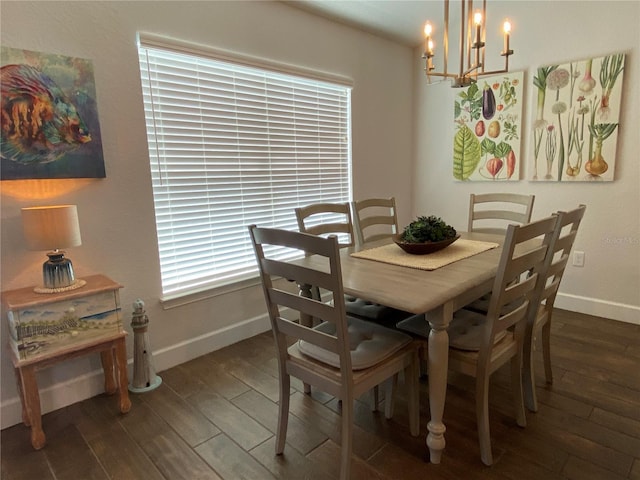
473 11 482 45
503 19 512 53
424 22 434 57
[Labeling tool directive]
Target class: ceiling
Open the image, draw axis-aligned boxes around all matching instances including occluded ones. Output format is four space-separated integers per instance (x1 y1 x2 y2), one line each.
283 0 444 48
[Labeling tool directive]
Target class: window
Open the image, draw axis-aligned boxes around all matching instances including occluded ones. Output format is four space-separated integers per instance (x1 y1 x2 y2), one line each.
137 37 352 299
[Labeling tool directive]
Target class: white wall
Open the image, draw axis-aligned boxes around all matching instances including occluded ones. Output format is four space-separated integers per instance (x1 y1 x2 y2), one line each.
414 1 640 323
0 1 414 428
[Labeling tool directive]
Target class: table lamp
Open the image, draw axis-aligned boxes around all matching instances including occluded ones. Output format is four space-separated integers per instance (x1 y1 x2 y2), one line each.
21 205 86 293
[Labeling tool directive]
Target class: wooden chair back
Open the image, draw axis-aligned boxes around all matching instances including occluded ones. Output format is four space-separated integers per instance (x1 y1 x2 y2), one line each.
523 204 586 411
351 197 399 246
482 214 558 354
295 202 355 248
248 225 353 376
538 205 587 318
468 193 535 235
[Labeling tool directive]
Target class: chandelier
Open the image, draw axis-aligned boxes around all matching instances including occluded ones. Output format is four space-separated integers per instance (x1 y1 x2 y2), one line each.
422 0 514 87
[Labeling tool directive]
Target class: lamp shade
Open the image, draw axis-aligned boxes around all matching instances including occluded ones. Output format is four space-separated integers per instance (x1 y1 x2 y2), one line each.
22 205 82 251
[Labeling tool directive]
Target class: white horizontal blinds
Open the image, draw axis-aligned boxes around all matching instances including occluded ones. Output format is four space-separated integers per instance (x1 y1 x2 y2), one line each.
138 43 352 296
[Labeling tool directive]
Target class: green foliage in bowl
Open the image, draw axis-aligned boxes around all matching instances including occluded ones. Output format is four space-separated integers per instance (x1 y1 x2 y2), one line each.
400 215 457 243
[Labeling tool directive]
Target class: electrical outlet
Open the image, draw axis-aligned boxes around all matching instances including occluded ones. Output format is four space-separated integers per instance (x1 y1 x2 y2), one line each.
573 251 585 267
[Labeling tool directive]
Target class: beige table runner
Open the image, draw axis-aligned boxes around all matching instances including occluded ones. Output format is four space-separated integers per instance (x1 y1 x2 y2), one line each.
350 239 499 271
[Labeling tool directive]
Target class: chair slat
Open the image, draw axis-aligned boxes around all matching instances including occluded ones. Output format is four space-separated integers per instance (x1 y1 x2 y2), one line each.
351 197 399 246
269 288 339 325
468 193 535 234
275 316 339 353
263 259 334 291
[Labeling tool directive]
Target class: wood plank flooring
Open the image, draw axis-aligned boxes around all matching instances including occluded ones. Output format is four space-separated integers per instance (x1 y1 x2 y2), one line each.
2 309 639 479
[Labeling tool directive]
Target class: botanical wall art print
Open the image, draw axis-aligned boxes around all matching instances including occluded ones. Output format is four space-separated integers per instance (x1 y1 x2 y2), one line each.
1 46 106 180
530 53 625 182
453 71 524 181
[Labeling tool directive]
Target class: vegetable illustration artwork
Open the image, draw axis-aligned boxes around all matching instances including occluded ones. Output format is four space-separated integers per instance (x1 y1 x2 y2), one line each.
531 53 624 182
544 125 557 180
452 71 523 182
586 123 618 176
488 121 500 138
498 76 518 111
479 138 514 180
482 84 496 120
1 64 91 164
453 123 481 180
485 157 503 178
532 66 558 179
506 150 516 179
565 109 583 177
546 68 570 181
579 59 597 95
597 54 624 121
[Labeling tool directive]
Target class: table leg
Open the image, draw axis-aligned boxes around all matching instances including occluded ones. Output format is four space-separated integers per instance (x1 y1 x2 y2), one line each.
426 303 453 464
19 366 46 450
101 349 117 395
13 367 30 426
114 338 132 413
298 283 313 394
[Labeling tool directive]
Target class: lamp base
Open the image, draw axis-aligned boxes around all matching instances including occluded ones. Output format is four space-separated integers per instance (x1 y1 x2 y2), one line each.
34 278 86 294
34 250 84 293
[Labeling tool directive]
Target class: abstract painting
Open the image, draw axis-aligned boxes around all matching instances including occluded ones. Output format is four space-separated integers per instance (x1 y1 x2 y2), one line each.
453 71 524 181
1 46 106 180
530 53 625 182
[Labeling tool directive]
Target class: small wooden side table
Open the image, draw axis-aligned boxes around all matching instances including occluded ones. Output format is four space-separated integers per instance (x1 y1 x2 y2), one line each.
2 274 132 450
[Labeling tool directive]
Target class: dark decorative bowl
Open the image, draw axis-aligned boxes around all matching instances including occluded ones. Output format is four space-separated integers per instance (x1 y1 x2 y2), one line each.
393 234 460 255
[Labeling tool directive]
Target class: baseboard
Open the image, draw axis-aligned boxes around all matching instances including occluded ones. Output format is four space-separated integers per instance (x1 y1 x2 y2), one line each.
555 292 640 325
0 314 270 430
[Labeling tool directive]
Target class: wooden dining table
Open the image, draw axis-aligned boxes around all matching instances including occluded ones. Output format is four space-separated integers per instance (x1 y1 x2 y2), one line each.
301 231 506 464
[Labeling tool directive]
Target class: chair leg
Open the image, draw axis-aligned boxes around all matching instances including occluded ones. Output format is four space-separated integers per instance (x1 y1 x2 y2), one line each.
523 327 538 413
339 399 353 480
406 351 420 436
510 355 526 428
275 374 291 455
371 385 380 412
475 373 493 466
384 374 398 419
541 320 553 384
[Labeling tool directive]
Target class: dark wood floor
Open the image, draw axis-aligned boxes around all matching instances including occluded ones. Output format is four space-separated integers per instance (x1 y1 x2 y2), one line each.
2 309 639 480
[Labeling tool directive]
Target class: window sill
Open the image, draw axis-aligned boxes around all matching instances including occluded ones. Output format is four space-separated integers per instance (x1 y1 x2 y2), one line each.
159 276 262 310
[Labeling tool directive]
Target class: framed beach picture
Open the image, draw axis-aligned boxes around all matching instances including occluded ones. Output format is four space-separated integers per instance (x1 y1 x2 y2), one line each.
1 46 106 180
453 71 524 181
530 53 625 182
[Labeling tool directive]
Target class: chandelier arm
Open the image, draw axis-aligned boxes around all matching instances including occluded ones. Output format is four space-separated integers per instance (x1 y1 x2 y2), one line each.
443 0 450 77
459 0 465 81
481 0 487 74
422 0 514 87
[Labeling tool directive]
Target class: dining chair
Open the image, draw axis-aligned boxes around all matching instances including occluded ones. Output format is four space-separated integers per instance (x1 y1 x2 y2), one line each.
468 193 535 235
296 201 409 326
351 197 399 246
248 225 420 480
348 197 414 324
295 202 355 248
396 214 559 465
523 204 586 413
465 192 536 313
